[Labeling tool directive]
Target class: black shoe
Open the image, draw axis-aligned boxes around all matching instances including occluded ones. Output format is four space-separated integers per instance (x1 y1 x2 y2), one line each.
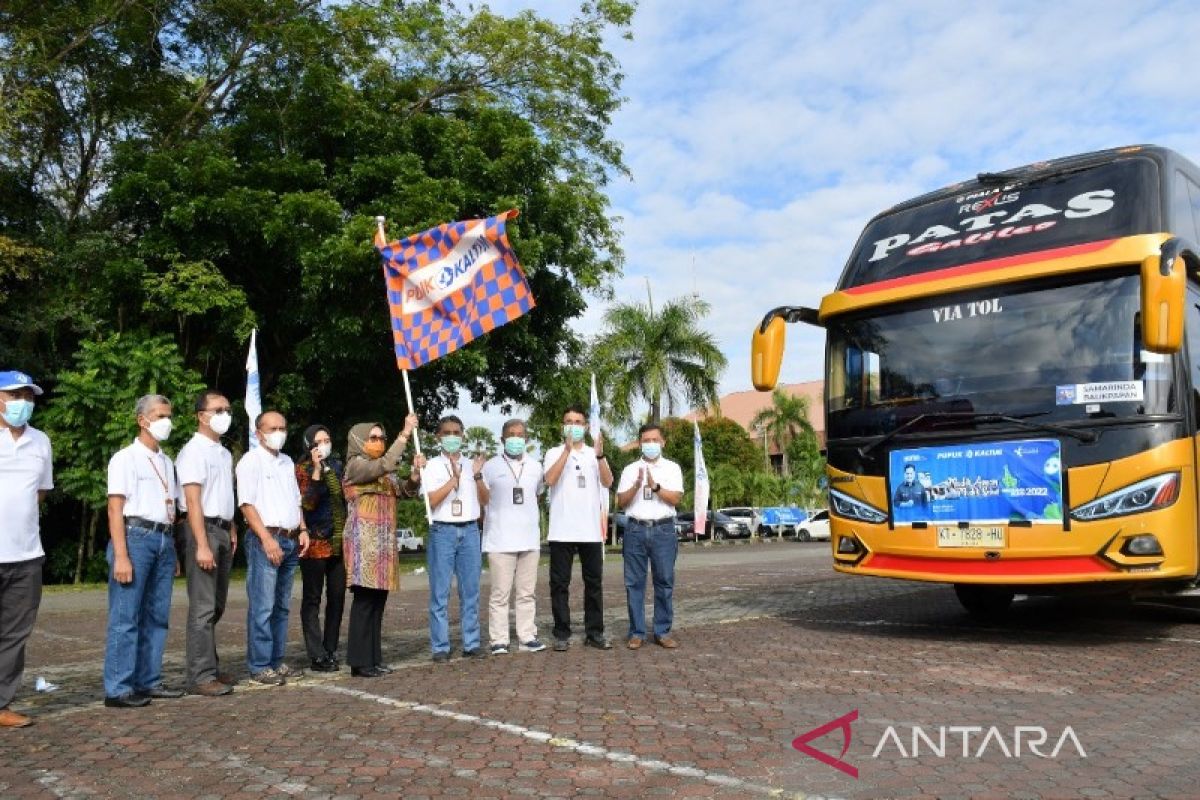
584 635 613 650
310 658 337 672
462 648 486 659
374 664 394 674
135 685 184 699
350 666 384 678
553 638 570 652
431 651 451 663
105 693 151 708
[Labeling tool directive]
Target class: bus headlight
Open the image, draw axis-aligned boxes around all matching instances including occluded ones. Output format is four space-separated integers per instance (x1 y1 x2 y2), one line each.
1070 473 1180 521
830 490 888 524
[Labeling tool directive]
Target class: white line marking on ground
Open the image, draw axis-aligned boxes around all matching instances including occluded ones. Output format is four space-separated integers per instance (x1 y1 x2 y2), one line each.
314 684 829 800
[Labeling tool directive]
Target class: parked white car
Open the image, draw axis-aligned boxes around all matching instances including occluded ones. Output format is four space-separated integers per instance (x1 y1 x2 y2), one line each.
795 510 830 542
396 527 424 552
718 506 761 533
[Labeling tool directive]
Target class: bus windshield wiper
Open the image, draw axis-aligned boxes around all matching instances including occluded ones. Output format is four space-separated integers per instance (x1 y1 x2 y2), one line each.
858 411 1094 457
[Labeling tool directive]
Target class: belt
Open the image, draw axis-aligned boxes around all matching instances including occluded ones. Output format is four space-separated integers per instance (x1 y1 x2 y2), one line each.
126 516 173 535
265 526 301 539
432 519 478 527
628 516 676 527
180 513 233 529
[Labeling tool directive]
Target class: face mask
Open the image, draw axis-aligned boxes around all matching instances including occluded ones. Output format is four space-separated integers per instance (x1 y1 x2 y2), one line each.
363 441 386 459
208 412 232 435
317 442 332 460
148 417 174 442
640 442 662 460
2 399 34 427
440 434 463 454
504 437 526 457
563 424 586 442
263 430 287 450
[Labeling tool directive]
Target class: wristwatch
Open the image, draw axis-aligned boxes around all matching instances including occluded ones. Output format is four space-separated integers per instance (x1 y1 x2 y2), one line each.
596 453 607 461
474 473 484 481
651 483 661 493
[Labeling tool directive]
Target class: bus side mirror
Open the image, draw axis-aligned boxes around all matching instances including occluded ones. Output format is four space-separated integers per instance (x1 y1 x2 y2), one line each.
751 306 821 391
1141 238 1195 353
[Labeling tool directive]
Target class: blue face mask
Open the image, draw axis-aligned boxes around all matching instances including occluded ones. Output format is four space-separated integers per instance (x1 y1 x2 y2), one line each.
2 399 34 427
640 442 662 460
440 434 463 454
504 437 526 457
563 424 586 442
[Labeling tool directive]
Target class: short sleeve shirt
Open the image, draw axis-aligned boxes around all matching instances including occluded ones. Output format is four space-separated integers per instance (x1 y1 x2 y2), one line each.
175 433 236 520
544 444 606 542
421 454 481 522
0 425 53 562
236 446 302 529
107 439 180 525
617 457 684 520
480 454 544 552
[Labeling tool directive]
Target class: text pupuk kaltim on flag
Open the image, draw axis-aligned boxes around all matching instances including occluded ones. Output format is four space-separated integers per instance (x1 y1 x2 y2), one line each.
374 210 535 370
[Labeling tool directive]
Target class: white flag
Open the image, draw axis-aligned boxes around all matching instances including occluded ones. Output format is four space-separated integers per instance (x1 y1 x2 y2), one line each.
245 329 262 449
693 420 709 536
589 372 601 443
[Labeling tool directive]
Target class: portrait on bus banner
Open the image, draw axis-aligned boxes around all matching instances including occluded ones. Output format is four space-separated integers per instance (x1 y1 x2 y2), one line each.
888 438 1064 524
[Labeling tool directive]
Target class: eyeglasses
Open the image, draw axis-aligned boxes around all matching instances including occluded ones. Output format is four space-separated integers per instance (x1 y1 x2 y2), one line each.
206 407 232 414
367 435 387 442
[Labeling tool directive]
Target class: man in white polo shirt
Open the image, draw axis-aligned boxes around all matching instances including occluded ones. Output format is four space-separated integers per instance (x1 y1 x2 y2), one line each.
104 394 185 708
421 414 486 662
616 422 684 650
236 410 309 685
176 389 237 697
544 404 614 651
0 370 53 728
477 418 545 655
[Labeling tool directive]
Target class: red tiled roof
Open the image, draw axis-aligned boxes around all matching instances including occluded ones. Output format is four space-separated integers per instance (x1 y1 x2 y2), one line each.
687 380 825 453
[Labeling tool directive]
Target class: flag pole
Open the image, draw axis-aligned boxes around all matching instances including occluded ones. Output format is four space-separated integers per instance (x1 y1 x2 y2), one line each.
378 215 434 524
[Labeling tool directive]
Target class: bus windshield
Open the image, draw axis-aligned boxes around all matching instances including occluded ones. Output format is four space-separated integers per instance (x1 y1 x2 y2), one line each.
839 157 1160 289
826 273 1176 441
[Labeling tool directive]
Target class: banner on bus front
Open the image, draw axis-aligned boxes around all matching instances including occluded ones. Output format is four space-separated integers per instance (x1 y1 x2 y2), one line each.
888 438 1063 525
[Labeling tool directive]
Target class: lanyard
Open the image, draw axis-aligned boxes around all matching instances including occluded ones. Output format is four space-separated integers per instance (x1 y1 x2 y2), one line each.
145 453 175 517
503 455 526 484
443 459 461 497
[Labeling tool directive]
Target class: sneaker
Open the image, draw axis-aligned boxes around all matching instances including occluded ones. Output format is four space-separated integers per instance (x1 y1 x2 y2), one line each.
520 639 547 653
653 634 680 649
553 638 570 652
250 668 285 686
627 637 644 650
490 643 510 655
274 663 301 678
431 651 451 663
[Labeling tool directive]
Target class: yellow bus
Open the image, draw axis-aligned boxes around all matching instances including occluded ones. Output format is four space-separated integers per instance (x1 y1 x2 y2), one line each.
752 145 1200 617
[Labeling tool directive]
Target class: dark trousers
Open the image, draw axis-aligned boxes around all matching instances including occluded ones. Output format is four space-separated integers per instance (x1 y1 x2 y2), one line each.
0 557 43 709
299 555 346 661
346 586 387 668
548 541 604 641
184 520 233 686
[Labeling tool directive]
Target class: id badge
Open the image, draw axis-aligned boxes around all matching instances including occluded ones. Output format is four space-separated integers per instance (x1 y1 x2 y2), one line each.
577 473 587 489
451 499 463 517
165 498 176 523
642 485 652 500
513 487 525 505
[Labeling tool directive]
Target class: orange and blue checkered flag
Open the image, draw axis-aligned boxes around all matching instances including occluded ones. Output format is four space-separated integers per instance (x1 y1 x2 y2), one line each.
374 210 535 369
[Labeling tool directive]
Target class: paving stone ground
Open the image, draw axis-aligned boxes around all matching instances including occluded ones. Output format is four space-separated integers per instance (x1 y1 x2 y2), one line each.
3 541 1199 799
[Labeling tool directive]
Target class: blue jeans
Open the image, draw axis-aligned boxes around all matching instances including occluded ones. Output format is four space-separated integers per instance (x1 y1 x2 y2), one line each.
427 522 482 654
245 532 299 673
623 518 678 639
103 526 177 697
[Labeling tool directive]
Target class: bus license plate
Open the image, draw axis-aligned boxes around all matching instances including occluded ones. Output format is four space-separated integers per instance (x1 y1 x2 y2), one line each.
937 526 1005 548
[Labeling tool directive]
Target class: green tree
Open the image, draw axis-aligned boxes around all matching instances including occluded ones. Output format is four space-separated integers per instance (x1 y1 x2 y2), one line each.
464 425 497 456
750 389 816 477
786 429 827 508
594 292 727 424
38 331 205 583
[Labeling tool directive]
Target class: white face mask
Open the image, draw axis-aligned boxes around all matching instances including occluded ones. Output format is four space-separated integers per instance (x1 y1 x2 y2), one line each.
317 442 332 460
147 417 173 442
263 430 287 451
208 412 232 435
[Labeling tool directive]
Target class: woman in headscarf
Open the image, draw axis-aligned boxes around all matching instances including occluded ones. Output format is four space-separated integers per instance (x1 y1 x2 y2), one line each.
295 425 347 672
342 413 422 677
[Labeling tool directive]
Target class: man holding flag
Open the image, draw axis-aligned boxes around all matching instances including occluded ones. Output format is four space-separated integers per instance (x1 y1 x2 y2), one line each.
544 405 613 651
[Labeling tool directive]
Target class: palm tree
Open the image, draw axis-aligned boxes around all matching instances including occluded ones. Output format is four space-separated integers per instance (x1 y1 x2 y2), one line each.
594 291 726 424
750 389 815 476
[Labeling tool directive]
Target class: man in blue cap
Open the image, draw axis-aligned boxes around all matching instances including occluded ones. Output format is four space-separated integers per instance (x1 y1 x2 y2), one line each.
0 370 52 728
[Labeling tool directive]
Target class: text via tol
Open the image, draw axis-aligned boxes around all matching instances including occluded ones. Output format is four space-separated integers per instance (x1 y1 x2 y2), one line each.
932 298 1003 323
869 189 1115 261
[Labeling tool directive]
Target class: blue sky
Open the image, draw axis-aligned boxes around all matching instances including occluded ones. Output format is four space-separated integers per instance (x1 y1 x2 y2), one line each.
466 0 1200 435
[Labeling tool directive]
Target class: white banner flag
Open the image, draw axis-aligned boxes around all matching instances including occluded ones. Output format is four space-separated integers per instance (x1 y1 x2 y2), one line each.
693 420 709 536
246 329 262 449
589 373 601 443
